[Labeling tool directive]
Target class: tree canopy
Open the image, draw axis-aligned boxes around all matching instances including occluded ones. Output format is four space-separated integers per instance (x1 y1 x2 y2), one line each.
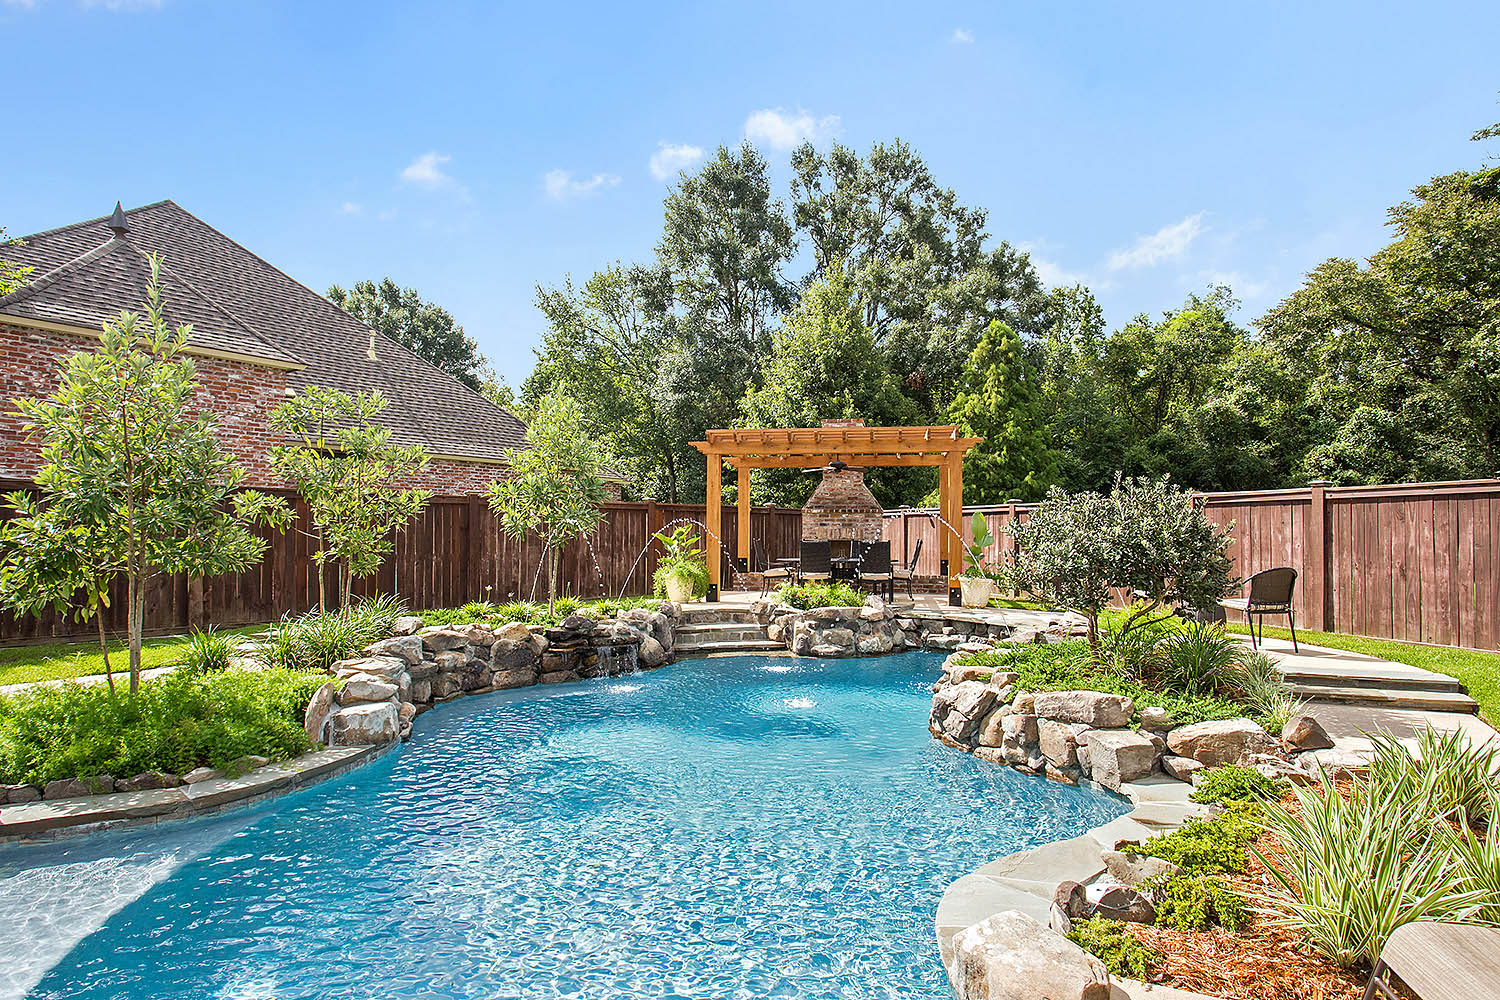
328 278 491 391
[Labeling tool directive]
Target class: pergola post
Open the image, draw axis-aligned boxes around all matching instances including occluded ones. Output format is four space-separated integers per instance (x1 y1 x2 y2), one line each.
736 461 750 573
705 450 721 602
944 452 964 605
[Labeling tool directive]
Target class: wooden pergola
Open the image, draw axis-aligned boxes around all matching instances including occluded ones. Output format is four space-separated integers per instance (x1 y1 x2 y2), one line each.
691 425 983 604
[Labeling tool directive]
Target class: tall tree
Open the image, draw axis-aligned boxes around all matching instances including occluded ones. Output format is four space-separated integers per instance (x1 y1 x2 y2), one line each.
740 268 921 506
487 393 607 606
0 227 31 296
270 387 432 609
1259 167 1500 483
948 320 1057 503
525 265 685 501
790 139 1051 413
328 278 491 391
0 257 291 690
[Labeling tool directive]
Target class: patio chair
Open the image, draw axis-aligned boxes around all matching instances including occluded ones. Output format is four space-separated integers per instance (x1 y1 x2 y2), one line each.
1363 920 1500 999
891 538 923 600
752 538 793 596
857 540 894 601
1221 567 1299 652
799 540 833 583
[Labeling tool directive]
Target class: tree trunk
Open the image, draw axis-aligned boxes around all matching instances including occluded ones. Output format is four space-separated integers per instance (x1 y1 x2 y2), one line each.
316 530 327 611
127 571 144 694
97 608 114 697
547 547 559 609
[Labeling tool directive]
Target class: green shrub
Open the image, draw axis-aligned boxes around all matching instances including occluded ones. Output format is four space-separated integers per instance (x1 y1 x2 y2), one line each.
260 595 408 671
1142 874 1250 932
1190 765 1283 805
774 581 866 610
1065 917 1161 979
1231 650 1306 733
0 667 328 784
1160 621 1242 695
420 596 660 630
1121 801 1262 875
180 626 238 673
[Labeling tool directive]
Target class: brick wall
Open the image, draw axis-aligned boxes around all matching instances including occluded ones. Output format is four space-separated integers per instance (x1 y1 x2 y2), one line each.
0 322 510 496
802 467 885 542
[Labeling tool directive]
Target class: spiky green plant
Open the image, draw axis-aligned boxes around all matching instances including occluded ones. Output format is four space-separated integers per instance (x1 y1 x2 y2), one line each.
180 626 238 673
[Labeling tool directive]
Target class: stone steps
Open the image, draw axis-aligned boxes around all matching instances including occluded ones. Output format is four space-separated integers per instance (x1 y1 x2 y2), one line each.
674 622 767 638
1289 683 1479 713
675 638 785 655
1282 668 1466 693
677 608 759 625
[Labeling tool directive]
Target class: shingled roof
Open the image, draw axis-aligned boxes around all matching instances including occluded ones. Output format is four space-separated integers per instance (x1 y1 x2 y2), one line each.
0 200 530 463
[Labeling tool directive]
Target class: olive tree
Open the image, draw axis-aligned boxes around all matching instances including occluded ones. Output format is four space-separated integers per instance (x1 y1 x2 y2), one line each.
1007 476 1236 656
270 387 432 609
0 256 292 691
486 393 607 607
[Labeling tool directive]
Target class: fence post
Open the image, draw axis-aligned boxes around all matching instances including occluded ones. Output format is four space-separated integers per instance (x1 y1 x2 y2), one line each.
1306 482 1330 632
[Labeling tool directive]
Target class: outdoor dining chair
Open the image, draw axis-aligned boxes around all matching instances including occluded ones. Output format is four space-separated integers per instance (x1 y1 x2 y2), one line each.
752 538 793 596
857 540 894 601
799 540 833 583
891 538 923 600
1363 920 1500 1000
1220 567 1299 652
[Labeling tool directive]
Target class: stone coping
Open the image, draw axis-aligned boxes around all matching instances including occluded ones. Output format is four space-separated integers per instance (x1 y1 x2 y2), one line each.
935 771 1226 1000
0 743 392 845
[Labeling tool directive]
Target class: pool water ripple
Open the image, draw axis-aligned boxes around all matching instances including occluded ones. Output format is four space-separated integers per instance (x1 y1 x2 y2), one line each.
8 651 1127 999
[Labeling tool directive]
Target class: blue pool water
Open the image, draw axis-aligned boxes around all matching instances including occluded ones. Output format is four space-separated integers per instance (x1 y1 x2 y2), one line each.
8 651 1127 999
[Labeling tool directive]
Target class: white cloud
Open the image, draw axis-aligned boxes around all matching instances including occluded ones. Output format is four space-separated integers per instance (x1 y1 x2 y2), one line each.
543 169 622 201
341 201 361 215
400 151 455 188
951 27 974 43
1107 212 1206 270
1195 269 1269 299
648 142 704 181
743 108 841 151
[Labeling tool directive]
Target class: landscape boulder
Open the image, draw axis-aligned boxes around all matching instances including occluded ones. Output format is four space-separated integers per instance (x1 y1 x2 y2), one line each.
1092 886 1156 924
1282 714 1335 752
1078 728 1158 791
303 680 339 745
1039 720 1089 768
948 910 1111 1000
43 775 113 799
1166 718 1277 767
1162 755 1206 782
362 635 423 666
1031 691 1134 728
327 701 400 746
419 627 470 652
337 673 400 706
1102 850 1181 887
2 783 41 803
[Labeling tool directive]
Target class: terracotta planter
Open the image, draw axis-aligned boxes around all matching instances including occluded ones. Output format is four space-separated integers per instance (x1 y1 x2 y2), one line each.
664 575 695 604
959 576 996 608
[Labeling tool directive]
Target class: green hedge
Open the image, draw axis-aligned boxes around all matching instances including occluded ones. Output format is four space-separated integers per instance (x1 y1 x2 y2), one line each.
773 582 866 610
0 667 329 785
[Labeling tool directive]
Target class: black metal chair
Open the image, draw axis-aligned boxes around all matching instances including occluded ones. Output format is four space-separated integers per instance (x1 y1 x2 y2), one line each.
753 538 793 596
857 540 894 601
799 540 832 583
1221 567 1299 652
891 538 923 600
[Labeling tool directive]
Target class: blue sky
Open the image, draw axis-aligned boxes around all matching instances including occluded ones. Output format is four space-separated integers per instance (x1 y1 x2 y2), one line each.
4 0 1499 387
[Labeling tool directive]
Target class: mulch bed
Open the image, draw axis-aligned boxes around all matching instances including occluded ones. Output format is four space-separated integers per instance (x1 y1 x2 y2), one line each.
1119 787 1398 1000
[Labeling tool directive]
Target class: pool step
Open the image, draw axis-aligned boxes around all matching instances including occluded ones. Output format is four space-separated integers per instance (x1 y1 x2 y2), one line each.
675 622 768 642
677 608 760 625
676 638 785 656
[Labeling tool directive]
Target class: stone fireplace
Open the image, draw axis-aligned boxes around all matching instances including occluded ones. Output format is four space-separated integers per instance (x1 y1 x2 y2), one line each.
801 420 884 543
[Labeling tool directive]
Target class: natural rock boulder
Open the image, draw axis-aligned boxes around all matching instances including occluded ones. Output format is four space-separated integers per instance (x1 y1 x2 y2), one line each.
43 775 113 799
495 621 532 643
1162 754 1206 782
1093 886 1156 924
1139 706 1175 731
1039 720 1089 768
363 635 424 666
638 635 668 667
1167 718 1277 767
949 910 1111 1000
1282 714 1335 752
391 615 423 636
2 783 41 803
491 668 539 689
490 639 535 670
1102 850 1181 887
337 674 399 705
419 627 469 653
1031 691 1134 728
327 701 400 746
304 680 339 745
1078 728 1158 791
332 655 407 681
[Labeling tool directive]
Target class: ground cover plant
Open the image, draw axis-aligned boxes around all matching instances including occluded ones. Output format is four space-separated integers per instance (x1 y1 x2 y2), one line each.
773 581 866 610
1065 917 1162 979
0 666 329 785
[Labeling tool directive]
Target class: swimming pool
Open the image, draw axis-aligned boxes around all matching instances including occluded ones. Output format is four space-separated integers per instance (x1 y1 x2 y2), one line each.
4 650 1127 999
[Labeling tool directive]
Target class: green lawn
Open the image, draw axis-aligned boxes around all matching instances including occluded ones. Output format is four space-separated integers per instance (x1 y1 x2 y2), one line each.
1226 622 1500 724
0 627 263 688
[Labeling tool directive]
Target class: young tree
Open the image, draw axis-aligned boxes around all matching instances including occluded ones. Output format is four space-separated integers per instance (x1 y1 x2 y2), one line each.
1 227 32 296
948 320 1057 503
270 387 432 609
327 278 491 391
1007 477 1236 656
486 393 607 607
0 256 292 691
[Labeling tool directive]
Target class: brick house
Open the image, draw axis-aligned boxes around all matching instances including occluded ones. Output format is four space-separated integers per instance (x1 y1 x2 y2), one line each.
0 200 612 496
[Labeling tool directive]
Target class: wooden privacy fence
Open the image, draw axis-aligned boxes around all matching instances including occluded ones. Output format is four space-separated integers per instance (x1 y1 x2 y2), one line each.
883 478 1500 652
0 485 803 642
